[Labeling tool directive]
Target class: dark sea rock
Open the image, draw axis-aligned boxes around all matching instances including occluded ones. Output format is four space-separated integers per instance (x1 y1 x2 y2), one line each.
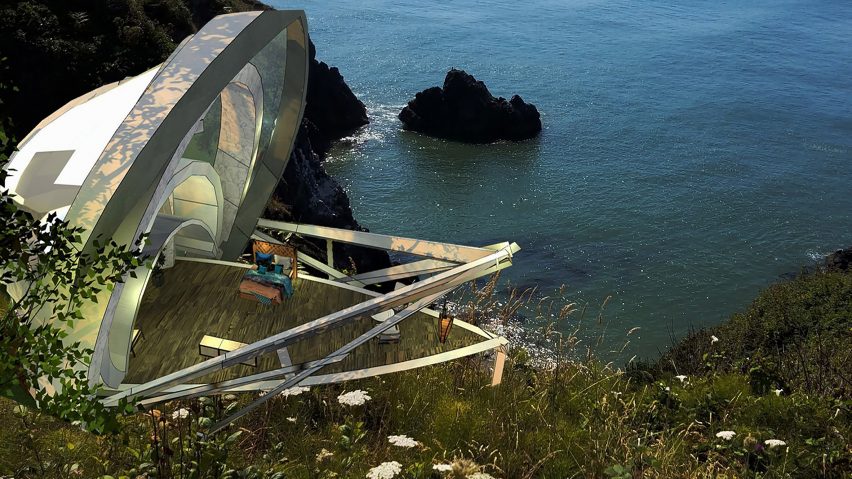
263 38 386 274
399 69 542 143
825 247 852 272
304 40 369 155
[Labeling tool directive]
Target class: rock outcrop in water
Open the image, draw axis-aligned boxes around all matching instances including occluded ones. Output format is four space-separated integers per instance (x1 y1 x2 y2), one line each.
399 69 542 143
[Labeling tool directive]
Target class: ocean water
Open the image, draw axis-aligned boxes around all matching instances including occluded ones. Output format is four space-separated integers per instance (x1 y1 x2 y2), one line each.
273 0 852 359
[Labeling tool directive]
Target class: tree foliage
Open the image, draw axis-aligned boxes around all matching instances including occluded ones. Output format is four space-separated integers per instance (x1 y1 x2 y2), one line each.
0 126 145 433
0 0 267 141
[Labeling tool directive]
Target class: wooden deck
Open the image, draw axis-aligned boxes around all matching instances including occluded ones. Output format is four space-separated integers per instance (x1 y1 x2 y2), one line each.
125 260 483 385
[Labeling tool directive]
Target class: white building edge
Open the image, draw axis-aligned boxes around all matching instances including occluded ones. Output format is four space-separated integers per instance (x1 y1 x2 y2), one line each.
5 10 518 430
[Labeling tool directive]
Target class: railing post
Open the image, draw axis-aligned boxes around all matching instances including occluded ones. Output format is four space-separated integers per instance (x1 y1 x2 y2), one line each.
491 346 507 386
326 239 334 268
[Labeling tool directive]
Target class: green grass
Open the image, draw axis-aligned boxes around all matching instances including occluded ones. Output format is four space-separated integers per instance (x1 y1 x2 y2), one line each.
0 350 849 478
656 269 852 398
0 271 850 478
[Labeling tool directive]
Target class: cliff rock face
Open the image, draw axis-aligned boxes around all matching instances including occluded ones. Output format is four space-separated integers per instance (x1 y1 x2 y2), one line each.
261 36 389 275
264 120 390 274
825 248 852 272
303 41 369 154
399 69 541 143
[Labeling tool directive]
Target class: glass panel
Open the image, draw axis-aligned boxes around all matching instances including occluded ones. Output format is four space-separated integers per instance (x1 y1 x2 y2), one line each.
182 96 222 164
248 27 288 169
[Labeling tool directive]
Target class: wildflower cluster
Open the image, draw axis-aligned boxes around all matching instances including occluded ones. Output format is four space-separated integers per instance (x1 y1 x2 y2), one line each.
338 389 372 406
366 460 402 479
170 408 189 420
280 385 310 398
387 434 419 448
316 448 334 463
466 473 497 479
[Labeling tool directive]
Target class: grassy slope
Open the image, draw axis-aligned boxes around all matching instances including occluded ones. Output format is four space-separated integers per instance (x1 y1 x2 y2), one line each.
656 270 852 398
0 271 850 478
0 361 848 477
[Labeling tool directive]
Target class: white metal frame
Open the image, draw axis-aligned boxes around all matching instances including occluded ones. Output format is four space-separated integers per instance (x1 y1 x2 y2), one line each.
102 220 518 431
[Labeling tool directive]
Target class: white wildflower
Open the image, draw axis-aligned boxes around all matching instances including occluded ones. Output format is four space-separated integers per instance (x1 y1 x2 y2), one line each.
315 448 334 463
171 408 189 420
665 386 671 392
286 417 297 423
765 439 787 449
280 386 310 398
433 464 453 472
338 389 371 406
388 434 419 448
716 430 736 440
467 473 497 479
366 461 401 479
710 335 719 344
675 375 688 383
773 388 783 396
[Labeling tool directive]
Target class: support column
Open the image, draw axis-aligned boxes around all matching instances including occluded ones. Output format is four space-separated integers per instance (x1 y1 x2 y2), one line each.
162 239 176 269
276 347 295 379
491 346 507 386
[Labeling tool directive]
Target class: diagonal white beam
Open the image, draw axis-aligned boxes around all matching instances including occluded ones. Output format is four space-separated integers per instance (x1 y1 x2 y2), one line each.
257 219 495 263
208 287 453 432
339 258 456 285
296 249 365 286
137 354 349 405
103 246 514 406
110 336 508 399
139 285 448 406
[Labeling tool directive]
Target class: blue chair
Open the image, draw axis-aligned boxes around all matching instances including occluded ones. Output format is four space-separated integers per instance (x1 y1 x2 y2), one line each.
255 252 273 267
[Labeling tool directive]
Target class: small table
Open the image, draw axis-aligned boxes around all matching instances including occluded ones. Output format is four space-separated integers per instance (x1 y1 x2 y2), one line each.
373 310 401 344
199 335 257 367
244 269 294 298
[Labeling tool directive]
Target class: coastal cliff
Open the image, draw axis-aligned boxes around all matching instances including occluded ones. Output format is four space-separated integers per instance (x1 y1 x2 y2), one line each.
0 0 388 272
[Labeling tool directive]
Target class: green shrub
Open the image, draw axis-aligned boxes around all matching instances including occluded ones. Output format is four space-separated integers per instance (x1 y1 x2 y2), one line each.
658 269 852 398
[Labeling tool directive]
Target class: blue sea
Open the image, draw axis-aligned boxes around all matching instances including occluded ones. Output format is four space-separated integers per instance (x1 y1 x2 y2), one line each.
273 0 852 359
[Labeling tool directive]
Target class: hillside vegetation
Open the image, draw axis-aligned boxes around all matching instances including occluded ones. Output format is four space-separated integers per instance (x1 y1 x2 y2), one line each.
0 267 849 478
655 269 852 398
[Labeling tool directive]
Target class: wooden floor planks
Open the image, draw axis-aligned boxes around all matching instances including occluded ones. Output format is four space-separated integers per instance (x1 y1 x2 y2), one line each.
124 260 482 385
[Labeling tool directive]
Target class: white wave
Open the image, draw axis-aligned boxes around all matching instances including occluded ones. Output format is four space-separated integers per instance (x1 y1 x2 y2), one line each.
805 249 828 261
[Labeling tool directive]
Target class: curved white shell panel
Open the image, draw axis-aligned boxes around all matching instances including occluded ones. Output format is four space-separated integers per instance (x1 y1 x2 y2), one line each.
4 10 309 389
